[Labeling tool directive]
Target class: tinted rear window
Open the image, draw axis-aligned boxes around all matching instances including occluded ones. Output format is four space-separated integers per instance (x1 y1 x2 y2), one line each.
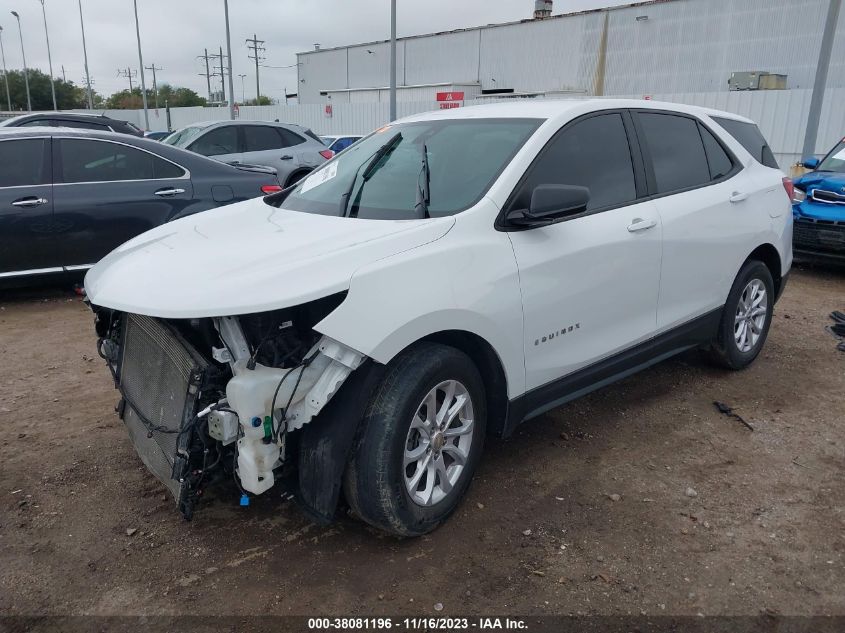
59 139 184 182
638 113 711 194
244 126 285 152
712 117 778 169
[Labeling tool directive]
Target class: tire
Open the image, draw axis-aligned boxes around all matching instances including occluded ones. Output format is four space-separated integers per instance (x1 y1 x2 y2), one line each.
343 343 487 536
284 169 311 188
707 260 774 370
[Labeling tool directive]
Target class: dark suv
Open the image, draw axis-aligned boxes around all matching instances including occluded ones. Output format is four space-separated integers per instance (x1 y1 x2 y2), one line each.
0 112 144 136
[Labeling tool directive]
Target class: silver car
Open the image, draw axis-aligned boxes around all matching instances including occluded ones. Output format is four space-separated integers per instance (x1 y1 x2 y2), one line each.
163 121 332 188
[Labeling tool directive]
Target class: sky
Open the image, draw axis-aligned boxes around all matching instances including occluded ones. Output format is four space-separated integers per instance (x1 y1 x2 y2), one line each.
0 0 630 102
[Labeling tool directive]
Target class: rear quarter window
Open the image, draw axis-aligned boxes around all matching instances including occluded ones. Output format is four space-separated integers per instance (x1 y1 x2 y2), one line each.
712 117 779 169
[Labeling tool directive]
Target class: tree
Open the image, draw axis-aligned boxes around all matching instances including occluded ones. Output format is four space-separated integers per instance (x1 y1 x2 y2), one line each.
244 95 272 106
2 68 89 111
156 84 207 108
105 84 206 109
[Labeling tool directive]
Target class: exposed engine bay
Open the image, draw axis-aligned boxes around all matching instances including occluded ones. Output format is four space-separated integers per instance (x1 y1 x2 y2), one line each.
91 293 365 520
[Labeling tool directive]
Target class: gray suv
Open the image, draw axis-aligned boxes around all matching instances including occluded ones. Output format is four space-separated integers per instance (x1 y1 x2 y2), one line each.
164 120 332 187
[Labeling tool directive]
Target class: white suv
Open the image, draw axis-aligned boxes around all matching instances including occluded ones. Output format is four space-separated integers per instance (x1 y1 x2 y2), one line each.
86 100 793 535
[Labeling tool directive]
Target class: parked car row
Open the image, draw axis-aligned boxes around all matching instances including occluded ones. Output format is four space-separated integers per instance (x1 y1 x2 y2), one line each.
0 127 282 286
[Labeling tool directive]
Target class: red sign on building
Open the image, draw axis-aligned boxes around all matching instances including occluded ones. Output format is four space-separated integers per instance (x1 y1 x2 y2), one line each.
436 91 465 109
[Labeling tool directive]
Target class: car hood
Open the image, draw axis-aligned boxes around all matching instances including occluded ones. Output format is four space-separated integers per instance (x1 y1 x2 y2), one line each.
794 171 845 221
85 198 455 318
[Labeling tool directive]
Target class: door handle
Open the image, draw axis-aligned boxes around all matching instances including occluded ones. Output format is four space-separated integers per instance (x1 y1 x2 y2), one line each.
280 155 293 160
627 217 657 233
154 188 186 197
729 191 749 203
11 197 49 208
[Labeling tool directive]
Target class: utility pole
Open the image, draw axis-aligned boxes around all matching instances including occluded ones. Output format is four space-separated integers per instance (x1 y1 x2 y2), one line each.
208 48 228 105
246 33 265 103
198 48 212 101
132 0 150 131
218 46 226 105
803 0 841 160
117 67 137 92
37 0 57 110
61 65 66 82
10 12 31 112
78 0 93 109
145 63 162 108
389 0 397 122
238 73 246 103
223 0 235 119
0 26 11 111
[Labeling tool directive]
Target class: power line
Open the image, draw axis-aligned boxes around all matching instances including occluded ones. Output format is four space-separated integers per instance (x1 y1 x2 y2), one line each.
246 33 265 102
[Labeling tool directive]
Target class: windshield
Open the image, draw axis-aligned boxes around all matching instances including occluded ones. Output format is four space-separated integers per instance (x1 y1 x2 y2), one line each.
818 140 845 173
163 125 206 148
277 118 541 220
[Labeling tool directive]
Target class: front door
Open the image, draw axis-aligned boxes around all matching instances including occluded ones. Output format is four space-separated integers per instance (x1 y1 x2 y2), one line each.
0 136 57 276
505 111 662 391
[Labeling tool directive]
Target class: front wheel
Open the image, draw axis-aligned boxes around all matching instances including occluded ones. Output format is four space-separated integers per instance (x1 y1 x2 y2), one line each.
343 343 486 536
707 260 774 370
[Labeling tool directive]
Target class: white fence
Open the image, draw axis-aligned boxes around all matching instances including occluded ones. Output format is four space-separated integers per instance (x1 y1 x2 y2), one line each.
36 87 845 170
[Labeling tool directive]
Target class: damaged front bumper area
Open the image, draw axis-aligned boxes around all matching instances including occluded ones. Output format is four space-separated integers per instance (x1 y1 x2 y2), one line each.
93 297 365 520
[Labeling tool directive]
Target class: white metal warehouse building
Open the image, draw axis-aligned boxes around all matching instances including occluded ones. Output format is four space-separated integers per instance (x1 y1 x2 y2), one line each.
295 0 845 104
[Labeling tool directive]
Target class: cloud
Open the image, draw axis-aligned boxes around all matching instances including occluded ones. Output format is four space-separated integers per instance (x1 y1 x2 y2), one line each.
0 0 622 101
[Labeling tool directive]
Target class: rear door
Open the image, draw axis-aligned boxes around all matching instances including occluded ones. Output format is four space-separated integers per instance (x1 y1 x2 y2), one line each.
0 136 57 276
51 137 193 268
632 110 746 329
242 125 297 174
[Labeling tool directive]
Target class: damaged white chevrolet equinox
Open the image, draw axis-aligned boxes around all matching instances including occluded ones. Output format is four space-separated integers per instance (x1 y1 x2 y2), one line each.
86 100 793 536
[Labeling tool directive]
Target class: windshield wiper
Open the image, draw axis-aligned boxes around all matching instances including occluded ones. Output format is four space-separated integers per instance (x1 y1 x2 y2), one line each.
338 132 402 218
414 143 431 219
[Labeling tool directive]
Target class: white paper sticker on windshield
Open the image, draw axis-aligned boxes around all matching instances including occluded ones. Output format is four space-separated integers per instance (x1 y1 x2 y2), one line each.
833 148 845 161
300 161 338 194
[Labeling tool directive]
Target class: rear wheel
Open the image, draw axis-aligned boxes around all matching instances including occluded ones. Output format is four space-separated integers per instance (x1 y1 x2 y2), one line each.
707 260 774 370
343 343 486 536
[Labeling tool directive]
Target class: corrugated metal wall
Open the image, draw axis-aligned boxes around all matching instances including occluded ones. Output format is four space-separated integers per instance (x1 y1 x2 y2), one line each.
116 87 844 169
296 0 845 103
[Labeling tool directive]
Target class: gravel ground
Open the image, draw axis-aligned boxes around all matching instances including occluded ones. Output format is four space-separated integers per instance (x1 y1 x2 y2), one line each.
1 267 843 621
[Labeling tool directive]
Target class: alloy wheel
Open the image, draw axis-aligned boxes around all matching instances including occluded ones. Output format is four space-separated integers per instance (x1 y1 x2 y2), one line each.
403 380 475 507
734 279 768 353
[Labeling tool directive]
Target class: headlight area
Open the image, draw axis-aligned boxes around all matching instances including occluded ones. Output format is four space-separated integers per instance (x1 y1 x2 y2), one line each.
792 186 807 204
90 292 365 520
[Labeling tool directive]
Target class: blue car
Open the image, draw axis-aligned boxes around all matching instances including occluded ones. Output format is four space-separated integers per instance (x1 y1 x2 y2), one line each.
793 138 845 263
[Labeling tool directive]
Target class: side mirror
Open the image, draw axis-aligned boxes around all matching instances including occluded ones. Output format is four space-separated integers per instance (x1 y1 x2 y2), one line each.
802 157 820 170
506 184 590 227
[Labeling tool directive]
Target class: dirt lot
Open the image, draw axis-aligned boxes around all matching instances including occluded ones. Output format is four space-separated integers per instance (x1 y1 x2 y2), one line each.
1 268 843 620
